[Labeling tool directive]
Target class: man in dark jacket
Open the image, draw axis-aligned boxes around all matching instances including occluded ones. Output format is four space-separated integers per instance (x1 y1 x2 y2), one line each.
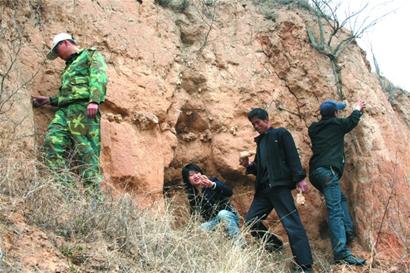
240 108 313 273
182 163 245 246
308 99 366 266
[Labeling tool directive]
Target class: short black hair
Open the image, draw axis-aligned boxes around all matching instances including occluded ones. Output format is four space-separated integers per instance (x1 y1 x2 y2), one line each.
182 163 203 187
181 163 204 215
247 108 269 121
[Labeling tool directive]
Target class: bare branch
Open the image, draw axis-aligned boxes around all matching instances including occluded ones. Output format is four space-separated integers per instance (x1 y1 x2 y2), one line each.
311 0 337 34
0 68 40 115
0 6 38 152
339 2 369 31
333 36 355 58
198 0 217 52
307 0 395 99
354 9 395 38
0 43 22 102
190 0 213 27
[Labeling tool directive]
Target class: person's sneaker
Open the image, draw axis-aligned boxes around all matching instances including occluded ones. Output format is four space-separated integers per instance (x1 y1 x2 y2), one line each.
335 254 366 266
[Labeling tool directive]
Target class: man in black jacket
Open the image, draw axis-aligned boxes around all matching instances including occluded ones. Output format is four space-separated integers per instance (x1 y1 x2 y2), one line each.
308 99 366 266
240 108 313 273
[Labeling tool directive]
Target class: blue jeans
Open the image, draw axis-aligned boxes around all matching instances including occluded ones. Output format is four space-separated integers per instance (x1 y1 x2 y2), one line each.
310 167 354 259
200 209 243 241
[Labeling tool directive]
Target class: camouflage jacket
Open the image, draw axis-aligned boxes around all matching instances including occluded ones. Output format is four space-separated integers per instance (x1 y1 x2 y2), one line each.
50 48 107 107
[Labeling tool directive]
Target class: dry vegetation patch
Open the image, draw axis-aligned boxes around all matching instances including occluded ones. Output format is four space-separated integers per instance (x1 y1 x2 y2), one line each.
0 157 327 273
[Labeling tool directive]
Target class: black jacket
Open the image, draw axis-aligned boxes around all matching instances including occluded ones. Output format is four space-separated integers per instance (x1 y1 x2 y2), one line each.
247 127 306 191
187 178 234 221
308 110 362 177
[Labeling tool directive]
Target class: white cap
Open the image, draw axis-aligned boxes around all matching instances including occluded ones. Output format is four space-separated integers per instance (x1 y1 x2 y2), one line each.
47 32 75 60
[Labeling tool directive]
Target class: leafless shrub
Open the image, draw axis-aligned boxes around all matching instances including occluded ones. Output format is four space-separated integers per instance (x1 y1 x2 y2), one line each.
307 0 395 99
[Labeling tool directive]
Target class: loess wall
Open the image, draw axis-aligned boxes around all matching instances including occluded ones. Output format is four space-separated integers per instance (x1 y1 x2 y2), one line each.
1 0 409 261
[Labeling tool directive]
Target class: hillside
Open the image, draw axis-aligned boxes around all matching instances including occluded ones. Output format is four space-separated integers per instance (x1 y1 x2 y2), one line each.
0 0 409 272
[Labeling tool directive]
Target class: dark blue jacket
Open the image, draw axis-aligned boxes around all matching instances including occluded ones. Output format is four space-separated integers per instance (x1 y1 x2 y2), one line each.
247 127 306 191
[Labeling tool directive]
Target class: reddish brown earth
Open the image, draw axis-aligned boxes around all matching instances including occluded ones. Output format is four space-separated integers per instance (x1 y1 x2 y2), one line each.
1 0 409 271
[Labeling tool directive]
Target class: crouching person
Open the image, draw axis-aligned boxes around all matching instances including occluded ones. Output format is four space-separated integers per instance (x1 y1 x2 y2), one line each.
182 163 245 246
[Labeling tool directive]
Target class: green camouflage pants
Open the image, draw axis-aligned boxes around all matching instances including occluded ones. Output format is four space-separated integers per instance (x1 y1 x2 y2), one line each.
44 103 103 190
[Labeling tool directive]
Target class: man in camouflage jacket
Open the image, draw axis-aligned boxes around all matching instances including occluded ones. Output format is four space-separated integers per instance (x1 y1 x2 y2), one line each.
32 33 107 192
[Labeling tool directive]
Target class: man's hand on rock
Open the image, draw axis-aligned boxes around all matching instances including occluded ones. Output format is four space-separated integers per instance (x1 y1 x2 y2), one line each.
32 96 49 108
87 103 99 119
354 100 366 112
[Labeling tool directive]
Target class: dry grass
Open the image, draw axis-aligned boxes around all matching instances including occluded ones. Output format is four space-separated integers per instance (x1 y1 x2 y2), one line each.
3 152 406 272
0 154 321 273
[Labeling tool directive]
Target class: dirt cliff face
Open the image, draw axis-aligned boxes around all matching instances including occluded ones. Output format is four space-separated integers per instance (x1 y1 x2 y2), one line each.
1 0 409 264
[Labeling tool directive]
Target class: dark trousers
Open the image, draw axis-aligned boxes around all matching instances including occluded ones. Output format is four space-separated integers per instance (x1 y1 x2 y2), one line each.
245 186 313 268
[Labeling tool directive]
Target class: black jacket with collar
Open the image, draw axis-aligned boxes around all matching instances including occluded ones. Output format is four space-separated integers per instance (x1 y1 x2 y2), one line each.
246 127 306 191
308 110 362 177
